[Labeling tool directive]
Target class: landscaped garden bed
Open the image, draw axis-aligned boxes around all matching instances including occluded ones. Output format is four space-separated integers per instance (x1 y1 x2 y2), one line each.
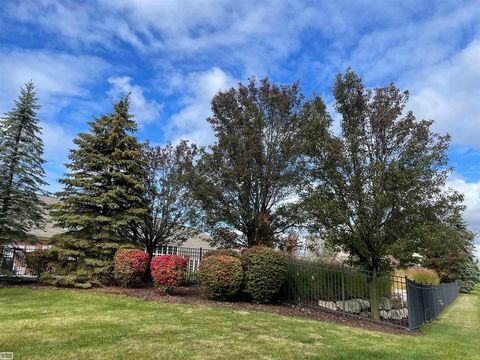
99 285 418 335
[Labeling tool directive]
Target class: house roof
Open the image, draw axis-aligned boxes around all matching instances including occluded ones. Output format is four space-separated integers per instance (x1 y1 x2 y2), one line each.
29 196 63 240
28 196 216 250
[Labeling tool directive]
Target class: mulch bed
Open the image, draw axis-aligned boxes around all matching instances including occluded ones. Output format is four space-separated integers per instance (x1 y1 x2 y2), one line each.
96 285 420 336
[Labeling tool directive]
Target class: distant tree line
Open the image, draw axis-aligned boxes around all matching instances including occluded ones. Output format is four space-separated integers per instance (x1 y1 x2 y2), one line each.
0 70 478 289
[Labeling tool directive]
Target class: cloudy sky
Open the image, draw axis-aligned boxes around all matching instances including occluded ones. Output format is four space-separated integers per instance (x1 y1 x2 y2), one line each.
1 0 479 257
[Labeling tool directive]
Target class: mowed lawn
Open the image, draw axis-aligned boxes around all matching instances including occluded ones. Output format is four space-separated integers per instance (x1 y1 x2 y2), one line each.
0 286 479 360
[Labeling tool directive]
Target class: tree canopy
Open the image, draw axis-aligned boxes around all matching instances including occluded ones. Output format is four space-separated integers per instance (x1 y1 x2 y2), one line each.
132 141 199 258
300 69 462 275
191 77 306 248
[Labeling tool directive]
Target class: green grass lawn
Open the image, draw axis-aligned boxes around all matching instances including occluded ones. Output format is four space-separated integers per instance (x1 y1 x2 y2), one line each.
0 286 479 360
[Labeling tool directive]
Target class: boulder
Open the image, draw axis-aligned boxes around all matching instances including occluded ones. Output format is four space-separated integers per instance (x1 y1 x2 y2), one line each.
336 300 362 314
318 300 337 311
380 297 392 311
401 307 408 319
356 299 370 310
390 309 403 320
391 297 404 309
380 309 390 319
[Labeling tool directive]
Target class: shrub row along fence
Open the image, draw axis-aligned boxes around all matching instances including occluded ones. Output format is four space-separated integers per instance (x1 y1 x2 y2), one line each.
283 257 459 330
1 245 208 283
2 245 459 330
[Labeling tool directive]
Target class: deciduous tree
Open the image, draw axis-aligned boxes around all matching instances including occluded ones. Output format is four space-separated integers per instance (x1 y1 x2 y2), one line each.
191 78 306 248
131 141 199 259
301 69 459 276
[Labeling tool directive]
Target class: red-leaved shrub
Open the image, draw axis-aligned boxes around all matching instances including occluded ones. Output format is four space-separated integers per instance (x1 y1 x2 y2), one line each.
114 249 149 288
150 255 187 292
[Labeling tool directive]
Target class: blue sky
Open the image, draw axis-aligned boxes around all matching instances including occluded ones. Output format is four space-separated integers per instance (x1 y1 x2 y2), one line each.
1 0 479 257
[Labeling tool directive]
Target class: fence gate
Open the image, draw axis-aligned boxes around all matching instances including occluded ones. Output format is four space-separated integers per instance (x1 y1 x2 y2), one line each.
406 279 459 330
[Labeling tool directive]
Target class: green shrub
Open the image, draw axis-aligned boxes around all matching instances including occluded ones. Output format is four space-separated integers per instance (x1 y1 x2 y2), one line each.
203 249 240 259
457 260 480 293
242 247 287 303
199 255 243 299
25 249 52 278
241 246 265 269
398 266 440 285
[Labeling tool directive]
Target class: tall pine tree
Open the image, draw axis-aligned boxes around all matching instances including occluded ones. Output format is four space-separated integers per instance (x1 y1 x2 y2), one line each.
0 82 47 247
49 96 146 288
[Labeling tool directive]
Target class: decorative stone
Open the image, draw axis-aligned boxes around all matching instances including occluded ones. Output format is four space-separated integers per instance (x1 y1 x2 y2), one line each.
336 300 362 314
380 309 390 319
356 299 370 310
318 300 337 311
380 297 392 311
401 307 408 319
391 297 404 309
390 309 403 320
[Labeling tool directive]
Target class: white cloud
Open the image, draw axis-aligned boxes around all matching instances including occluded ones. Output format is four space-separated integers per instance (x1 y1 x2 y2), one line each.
0 49 108 115
348 2 480 84
166 67 237 145
0 49 109 192
107 76 162 125
447 177 480 258
407 40 480 148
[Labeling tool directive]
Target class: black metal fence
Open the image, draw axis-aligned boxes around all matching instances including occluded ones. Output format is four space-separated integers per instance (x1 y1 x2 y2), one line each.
284 256 459 330
406 279 459 330
2 245 459 329
284 257 409 328
0 246 39 279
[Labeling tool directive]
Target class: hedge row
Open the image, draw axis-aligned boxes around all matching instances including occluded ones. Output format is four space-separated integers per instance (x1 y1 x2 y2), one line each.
199 246 288 304
113 249 186 292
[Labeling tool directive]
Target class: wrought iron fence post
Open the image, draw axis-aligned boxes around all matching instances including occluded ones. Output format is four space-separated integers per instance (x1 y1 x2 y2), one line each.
341 264 346 317
405 276 412 330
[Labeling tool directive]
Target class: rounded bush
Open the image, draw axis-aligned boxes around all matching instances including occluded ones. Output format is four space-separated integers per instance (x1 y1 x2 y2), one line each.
242 246 287 303
241 246 266 269
150 255 187 292
114 249 149 288
199 255 243 299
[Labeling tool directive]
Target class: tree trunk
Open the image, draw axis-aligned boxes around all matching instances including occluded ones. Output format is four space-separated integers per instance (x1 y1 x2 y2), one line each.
370 265 380 321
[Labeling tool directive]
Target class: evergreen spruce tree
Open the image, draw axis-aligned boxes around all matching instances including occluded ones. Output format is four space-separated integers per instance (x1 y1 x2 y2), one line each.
49 96 146 288
0 82 47 247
